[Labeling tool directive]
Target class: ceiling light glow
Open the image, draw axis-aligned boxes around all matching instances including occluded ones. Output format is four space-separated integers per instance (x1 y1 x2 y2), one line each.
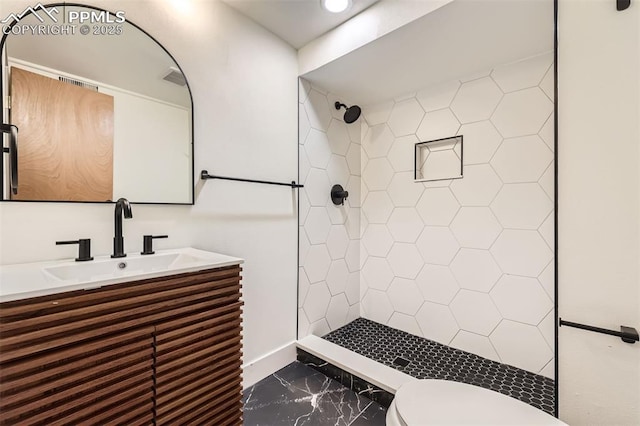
321 0 351 13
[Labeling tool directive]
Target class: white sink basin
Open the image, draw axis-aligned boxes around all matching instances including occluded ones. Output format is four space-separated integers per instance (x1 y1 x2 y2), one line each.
0 248 243 302
43 253 203 282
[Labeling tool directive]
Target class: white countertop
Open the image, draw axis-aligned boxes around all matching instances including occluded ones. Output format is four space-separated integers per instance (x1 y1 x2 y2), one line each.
0 247 243 303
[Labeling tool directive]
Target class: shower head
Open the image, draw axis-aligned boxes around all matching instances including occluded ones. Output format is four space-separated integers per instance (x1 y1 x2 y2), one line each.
335 101 361 124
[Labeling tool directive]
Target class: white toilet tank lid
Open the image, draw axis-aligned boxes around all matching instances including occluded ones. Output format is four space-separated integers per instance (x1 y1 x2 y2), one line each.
395 380 567 425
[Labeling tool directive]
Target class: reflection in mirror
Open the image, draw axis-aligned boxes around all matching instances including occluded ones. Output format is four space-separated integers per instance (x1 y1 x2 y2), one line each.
0 4 193 203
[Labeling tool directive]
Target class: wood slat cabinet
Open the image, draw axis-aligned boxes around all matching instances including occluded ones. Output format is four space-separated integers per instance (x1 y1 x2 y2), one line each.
0 264 243 426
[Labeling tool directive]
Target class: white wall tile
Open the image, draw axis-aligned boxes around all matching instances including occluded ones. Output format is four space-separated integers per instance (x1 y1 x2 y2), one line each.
416 80 461 112
363 158 394 190
327 154 351 186
363 101 395 126
490 320 553 373
450 290 502 336
491 184 553 230
362 124 394 158
387 208 424 243
450 207 502 249
491 88 553 138
346 176 362 209
450 165 502 206
299 268 310 308
388 98 425 137
539 212 554 250
450 77 503 123
538 114 554 152
305 207 332 244
490 275 553 325
416 109 461 142
387 243 424 279
416 264 460 305
346 143 361 175
388 135 419 172
326 259 349 295
416 227 460 266
326 293 350 330
539 309 555 350
326 198 348 225
538 260 555 301
388 172 425 207
491 135 553 183
416 302 459 345
344 207 361 240
362 257 394 291
388 312 423 336
458 120 502 165
345 271 360 305
450 330 501 363
362 191 394 223
305 89 332 131
450 248 502 292
327 119 351 156
491 52 553 93
304 129 332 169
304 282 331 322
539 65 554 102
345 240 360 273
362 224 394 257
362 289 394 324
388 278 425 316
305 168 331 206
539 164 554 201
491 230 553 276
300 103 311 143
303 244 332 283
417 188 460 226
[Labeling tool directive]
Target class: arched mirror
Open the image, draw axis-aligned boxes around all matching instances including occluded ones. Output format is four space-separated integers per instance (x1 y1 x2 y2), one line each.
0 3 193 204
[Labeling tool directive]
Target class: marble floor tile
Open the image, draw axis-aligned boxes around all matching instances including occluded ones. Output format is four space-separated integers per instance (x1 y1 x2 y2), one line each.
243 361 383 426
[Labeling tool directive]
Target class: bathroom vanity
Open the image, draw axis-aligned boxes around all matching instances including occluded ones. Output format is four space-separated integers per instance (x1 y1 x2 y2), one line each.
0 249 244 425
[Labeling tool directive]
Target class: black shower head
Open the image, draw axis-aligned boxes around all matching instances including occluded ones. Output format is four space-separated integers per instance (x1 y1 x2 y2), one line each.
335 101 361 124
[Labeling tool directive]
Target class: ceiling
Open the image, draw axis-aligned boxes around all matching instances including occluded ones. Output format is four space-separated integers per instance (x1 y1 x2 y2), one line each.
222 0 553 106
304 0 554 105
221 0 381 49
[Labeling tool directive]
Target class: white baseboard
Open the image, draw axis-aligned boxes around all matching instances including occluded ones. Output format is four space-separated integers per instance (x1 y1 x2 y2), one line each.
242 341 297 389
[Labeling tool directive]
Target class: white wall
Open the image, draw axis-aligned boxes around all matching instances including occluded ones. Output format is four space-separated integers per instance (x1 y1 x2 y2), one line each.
0 0 299 387
298 79 361 338
358 53 556 378
558 0 640 424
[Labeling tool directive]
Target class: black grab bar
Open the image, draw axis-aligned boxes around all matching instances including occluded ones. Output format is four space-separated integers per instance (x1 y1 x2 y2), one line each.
559 318 638 344
200 170 303 188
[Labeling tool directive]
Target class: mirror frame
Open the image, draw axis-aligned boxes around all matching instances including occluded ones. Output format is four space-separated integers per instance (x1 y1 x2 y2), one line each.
0 2 195 205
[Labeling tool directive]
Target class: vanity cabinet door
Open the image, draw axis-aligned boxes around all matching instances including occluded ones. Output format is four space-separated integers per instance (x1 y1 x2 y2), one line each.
154 269 244 425
0 265 244 425
0 324 155 426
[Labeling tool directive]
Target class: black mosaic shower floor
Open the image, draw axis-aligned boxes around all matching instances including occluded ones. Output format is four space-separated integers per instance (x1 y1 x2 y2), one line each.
323 318 555 416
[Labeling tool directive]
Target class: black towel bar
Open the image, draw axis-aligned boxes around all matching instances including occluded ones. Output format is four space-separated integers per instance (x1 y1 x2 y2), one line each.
559 318 638 344
200 170 304 188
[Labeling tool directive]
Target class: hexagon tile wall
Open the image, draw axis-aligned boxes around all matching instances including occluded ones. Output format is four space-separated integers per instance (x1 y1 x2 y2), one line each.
298 51 555 379
298 79 362 338
359 52 555 378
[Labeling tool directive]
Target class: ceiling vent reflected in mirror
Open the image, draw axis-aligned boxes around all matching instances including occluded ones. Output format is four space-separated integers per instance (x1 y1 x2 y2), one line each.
59 76 98 92
162 67 187 87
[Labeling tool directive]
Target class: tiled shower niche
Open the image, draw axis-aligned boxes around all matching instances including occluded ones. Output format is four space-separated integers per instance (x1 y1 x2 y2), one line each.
298 52 555 379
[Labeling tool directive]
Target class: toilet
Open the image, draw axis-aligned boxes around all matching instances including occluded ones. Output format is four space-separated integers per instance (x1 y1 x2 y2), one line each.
386 380 567 425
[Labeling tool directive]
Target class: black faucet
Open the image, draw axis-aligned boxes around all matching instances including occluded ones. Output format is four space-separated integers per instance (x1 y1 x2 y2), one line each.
111 198 133 258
